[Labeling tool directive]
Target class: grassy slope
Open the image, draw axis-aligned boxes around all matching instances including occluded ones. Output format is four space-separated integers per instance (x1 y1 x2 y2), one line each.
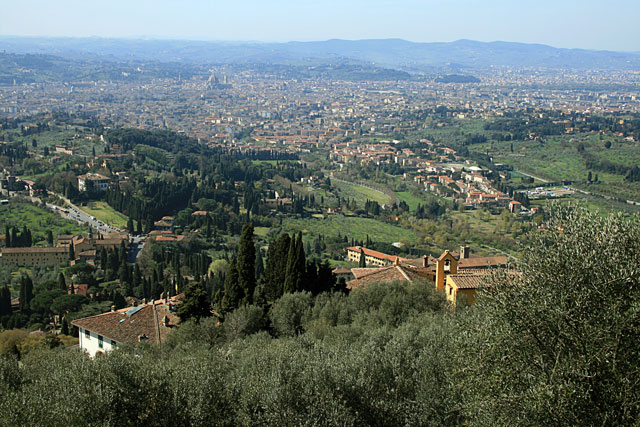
283 215 416 244
394 191 425 211
0 200 87 244
332 180 392 205
82 201 129 229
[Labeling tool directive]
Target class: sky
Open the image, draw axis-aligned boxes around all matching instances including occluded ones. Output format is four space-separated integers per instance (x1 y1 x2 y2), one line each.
1 0 639 52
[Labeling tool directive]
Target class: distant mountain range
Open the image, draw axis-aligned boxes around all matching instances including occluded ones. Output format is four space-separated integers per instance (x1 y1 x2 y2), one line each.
1 36 639 71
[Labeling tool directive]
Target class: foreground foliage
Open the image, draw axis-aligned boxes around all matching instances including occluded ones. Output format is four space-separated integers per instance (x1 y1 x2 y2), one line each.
0 207 639 426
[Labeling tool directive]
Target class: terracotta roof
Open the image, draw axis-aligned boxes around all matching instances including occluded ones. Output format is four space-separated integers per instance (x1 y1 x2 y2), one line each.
331 267 352 275
149 230 172 236
351 267 385 279
459 256 508 269
154 221 173 227
2 247 67 254
402 255 435 268
346 246 408 262
95 239 125 246
347 263 431 289
72 299 181 345
448 273 489 290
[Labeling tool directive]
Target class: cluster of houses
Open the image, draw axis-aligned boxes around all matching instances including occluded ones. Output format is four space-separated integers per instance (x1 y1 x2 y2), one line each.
66 242 505 358
337 245 508 306
327 139 538 215
0 233 129 267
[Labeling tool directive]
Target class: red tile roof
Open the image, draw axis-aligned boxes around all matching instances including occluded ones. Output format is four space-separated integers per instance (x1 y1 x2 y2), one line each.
448 272 489 289
459 256 508 269
72 299 181 345
346 246 408 262
347 263 431 289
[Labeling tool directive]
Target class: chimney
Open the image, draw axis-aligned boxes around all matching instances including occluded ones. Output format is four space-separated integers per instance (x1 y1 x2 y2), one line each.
110 305 115 312
422 255 428 268
163 315 170 327
460 246 470 259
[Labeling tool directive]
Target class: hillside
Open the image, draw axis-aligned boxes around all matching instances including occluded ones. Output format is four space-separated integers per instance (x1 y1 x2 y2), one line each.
1 36 639 71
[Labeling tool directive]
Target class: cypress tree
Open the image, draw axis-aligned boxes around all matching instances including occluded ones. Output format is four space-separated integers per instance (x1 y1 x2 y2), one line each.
283 235 297 294
150 279 159 300
18 280 26 312
47 230 54 246
359 248 366 267
295 232 306 287
99 247 108 270
264 233 290 301
222 258 242 313
255 244 265 281
316 260 336 294
5 226 10 248
237 224 256 304
58 272 67 291
283 232 306 294
19 275 34 314
68 243 75 261
0 285 11 317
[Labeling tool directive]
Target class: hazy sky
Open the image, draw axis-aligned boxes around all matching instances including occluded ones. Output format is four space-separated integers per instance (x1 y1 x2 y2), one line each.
2 0 639 51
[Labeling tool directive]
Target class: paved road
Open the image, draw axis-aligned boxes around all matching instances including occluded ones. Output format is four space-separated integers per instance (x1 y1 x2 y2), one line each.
46 201 122 235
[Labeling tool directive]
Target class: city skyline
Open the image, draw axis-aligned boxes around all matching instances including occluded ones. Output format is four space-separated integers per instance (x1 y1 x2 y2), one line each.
1 0 639 52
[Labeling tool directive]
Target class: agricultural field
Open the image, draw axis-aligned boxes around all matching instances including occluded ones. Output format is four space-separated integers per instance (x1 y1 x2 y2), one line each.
411 208 533 257
0 199 86 244
283 214 417 245
0 125 102 158
331 179 392 206
476 133 640 202
81 201 129 229
394 191 426 211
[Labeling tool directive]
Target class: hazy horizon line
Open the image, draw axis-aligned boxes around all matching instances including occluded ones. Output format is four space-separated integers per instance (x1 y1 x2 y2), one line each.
1 34 638 54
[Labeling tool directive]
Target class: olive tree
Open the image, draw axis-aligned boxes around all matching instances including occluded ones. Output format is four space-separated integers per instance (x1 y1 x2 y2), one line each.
459 206 640 425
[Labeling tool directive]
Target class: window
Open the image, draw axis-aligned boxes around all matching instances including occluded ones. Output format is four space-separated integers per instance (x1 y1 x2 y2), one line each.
85 329 90 339
98 335 103 349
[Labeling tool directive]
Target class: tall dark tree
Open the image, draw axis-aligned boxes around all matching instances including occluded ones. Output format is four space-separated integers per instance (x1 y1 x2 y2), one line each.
176 281 211 323
19 275 34 314
283 232 306 294
68 243 75 261
222 258 242 313
358 248 366 267
237 224 256 305
0 285 11 318
264 233 291 301
47 230 54 247
57 272 67 291
255 244 265 281
99 247 108 270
